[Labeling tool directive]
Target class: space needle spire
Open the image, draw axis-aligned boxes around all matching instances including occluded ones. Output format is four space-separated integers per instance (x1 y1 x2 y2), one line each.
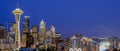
12 2 24 51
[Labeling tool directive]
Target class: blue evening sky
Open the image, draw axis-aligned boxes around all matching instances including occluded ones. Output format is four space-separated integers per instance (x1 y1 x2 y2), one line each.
0 0 120 38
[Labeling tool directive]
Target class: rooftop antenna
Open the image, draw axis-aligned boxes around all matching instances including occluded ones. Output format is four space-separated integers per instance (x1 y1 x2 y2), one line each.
16 0 19 8
17 2 19 8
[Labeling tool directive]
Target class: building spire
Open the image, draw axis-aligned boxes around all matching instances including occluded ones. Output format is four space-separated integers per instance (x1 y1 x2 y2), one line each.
41 19 45 24
13 2 24 15
16 0 20 8
17 2 19 8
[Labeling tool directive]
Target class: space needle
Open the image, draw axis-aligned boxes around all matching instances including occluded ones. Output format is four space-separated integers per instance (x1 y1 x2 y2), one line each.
12 3 24 51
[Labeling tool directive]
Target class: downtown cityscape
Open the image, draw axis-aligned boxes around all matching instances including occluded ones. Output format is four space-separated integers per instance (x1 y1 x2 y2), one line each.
1 0 120 51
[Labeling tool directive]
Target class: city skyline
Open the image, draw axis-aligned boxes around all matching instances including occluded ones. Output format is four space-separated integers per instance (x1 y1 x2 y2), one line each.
0 0 120 38
0 0 120 51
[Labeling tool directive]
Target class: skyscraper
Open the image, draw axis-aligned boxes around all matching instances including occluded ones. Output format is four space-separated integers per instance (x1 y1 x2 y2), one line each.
40 20 46 37
23 16 30 33
21 16 32 48
9 22 16 44
32 26 38 38
31 26 39 48
12 7 24 50
39 20 46 48
50 26 55 35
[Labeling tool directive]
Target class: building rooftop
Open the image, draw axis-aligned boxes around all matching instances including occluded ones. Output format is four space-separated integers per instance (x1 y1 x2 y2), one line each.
70 35 78 39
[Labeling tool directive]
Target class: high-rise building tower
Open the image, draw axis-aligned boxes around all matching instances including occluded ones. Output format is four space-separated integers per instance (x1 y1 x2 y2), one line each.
9 22 16 44
32 26 38 46
21 16 30 48
39 20 46 48
12 6 24 50
50 26 55 34
23 16 30 33
32 26 38 38
40 20 46 36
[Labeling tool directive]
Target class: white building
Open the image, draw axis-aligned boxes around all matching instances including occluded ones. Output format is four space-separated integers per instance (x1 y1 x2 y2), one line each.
69 35 82 51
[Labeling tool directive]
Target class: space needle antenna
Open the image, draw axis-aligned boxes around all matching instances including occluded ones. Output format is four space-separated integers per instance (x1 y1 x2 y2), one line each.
16 0 20 8
17 2 19 8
